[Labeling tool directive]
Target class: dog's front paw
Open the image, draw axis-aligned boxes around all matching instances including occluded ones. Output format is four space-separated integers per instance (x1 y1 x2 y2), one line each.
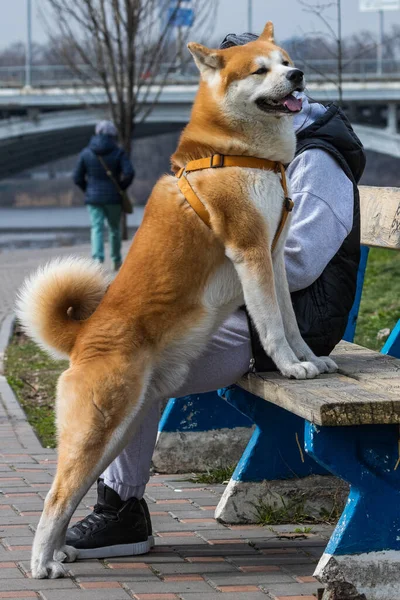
281 361 319 380
318 356 338 373
32 559 67 579
54 545 79 563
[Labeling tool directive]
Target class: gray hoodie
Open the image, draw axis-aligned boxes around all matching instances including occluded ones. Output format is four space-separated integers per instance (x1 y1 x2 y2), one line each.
285 94 354 292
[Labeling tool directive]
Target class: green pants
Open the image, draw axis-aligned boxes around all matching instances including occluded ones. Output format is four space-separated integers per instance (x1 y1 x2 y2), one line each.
87 204 122 265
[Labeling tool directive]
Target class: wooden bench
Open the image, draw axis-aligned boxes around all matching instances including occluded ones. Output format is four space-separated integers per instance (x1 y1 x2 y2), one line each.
154 186 400 600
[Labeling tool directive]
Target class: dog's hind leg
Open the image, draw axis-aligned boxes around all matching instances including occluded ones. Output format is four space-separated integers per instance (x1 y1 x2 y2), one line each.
31 359 152 579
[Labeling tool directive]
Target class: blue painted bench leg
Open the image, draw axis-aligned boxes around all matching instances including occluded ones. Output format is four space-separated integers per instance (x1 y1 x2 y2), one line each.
305 421 400 600
152 392 253 473
343 245 370 343
381 319 400 359
215 385 331 523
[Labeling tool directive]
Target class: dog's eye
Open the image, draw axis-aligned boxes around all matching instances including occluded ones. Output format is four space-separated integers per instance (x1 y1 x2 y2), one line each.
252 67 269 75
282 60 290 66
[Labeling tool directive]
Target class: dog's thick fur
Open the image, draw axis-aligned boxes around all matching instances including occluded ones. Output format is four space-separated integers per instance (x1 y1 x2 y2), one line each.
17 22 337 579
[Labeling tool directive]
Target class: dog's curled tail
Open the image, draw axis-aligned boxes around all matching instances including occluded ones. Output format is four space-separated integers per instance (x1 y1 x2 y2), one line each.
16 257 110 359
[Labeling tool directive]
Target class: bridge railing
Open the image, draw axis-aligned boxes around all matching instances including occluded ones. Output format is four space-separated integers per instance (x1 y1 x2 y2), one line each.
1 59 400 88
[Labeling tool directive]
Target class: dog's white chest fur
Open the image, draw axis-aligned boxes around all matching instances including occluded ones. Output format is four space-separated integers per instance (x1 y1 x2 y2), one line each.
203 169 287 312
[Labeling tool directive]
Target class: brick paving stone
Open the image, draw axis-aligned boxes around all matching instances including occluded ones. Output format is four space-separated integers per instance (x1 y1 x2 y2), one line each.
75 570 160 583
239 565 281 572
155 562 237 575
0 568 25 579
180 595 268 600
217 585 260 592
179 545 258 556
107 555 185 565
79 582 123 589
163 575 204 581
274 597 317 600
262 582 322 596
125 581 215 594
208 572 296 586
41 591 131 600
109 563 151 569
185 556 225 562
157 532 197 538
0 593 37 598
133 595 179 600
0 579 77 591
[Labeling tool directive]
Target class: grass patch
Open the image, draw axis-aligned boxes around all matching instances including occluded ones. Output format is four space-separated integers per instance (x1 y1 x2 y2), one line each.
355 248 400 351
190 465 236 485
254 496 341 526
294 526 313 534
5 326 68 448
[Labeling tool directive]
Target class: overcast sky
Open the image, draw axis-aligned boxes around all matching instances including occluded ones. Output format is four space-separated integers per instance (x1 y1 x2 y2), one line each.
2 0 400 49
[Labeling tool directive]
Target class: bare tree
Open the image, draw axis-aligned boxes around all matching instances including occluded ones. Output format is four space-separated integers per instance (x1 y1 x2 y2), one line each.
297 0 344 105
41 0 216 237
295 0 400 105
42 0 217 154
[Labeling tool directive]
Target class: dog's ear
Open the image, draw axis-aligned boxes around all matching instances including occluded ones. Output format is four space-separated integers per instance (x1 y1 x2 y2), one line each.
188 43 224 78
260 21 275 43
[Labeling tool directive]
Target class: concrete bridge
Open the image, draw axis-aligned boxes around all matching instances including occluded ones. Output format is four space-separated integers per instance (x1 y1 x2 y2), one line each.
1 76 399 178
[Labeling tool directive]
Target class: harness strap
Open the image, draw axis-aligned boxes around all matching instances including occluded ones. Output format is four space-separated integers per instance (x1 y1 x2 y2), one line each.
271 163 294 251
175 154 294 251
177 173 212 228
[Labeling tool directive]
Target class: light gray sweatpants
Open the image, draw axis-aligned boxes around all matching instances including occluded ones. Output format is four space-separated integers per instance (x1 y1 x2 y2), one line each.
102 309 252 500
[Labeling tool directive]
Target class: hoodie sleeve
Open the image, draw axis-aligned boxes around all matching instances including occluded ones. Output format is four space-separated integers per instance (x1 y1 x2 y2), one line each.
73 152 87 192
284 148 354 293
119 150 135 191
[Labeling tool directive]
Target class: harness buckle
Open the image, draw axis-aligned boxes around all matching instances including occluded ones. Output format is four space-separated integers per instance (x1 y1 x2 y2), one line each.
210 154 225 168
284 197 294 212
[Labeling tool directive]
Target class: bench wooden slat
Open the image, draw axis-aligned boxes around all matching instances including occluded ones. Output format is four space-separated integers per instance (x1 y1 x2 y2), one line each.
359 186 400 249
237 340 400 426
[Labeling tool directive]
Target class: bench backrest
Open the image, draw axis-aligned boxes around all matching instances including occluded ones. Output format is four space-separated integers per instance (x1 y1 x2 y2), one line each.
343 186 400 354
359 186 400 249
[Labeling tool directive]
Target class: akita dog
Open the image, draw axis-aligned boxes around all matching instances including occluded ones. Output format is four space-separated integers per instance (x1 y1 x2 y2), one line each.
17 22 337 579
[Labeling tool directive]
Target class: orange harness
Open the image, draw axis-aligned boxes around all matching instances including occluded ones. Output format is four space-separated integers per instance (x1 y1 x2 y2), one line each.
175 154 294 252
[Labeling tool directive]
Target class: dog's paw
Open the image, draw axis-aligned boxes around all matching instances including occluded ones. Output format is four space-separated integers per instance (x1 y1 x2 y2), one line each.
54 545 79 563
31 559 67 579
281 361 319 380
318 356 338 373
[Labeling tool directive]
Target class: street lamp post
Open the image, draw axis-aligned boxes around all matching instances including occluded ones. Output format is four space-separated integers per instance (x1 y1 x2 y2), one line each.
248 0 253 32
377 9 384 75
25 0 32 88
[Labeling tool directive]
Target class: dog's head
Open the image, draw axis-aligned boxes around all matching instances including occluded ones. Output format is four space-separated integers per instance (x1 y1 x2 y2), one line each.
188 22 305 122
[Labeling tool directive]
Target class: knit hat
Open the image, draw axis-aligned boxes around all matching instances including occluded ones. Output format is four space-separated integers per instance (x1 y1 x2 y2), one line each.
95 120 118 137
219 32 259 50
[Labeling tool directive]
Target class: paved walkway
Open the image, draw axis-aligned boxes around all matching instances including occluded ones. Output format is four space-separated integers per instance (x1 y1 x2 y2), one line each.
0 242 332 599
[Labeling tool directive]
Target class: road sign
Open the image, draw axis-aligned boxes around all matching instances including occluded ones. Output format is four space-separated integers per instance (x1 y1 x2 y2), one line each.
168 1 194 27
360 0 400 11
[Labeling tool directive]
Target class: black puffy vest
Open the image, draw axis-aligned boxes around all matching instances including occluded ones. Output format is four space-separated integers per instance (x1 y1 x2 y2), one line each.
249 104 366 371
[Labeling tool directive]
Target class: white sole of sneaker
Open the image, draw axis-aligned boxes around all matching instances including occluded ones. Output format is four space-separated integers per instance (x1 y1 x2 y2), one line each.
76 539 151 559
149 535 155 548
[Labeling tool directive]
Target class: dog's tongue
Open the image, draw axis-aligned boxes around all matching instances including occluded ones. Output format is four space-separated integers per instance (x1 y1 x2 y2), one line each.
281 94 302 112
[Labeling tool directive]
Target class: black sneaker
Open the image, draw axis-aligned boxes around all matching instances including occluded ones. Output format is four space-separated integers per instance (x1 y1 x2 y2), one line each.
140 496 155 549
66 480 153 559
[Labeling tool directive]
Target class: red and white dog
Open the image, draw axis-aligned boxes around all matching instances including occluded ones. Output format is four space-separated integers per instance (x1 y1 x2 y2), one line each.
17 22 337 579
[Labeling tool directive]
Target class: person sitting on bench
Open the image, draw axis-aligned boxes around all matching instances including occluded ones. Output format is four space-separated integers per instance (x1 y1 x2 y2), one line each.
66 32 366 559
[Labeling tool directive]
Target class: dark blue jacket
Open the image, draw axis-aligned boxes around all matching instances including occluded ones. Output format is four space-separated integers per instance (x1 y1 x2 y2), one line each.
73 134 135 205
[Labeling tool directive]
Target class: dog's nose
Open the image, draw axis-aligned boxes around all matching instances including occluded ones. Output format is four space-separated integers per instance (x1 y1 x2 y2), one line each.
286 69 304 84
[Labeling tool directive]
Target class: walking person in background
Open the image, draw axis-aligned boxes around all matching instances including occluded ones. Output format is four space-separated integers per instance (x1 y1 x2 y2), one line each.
73 121 135 271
